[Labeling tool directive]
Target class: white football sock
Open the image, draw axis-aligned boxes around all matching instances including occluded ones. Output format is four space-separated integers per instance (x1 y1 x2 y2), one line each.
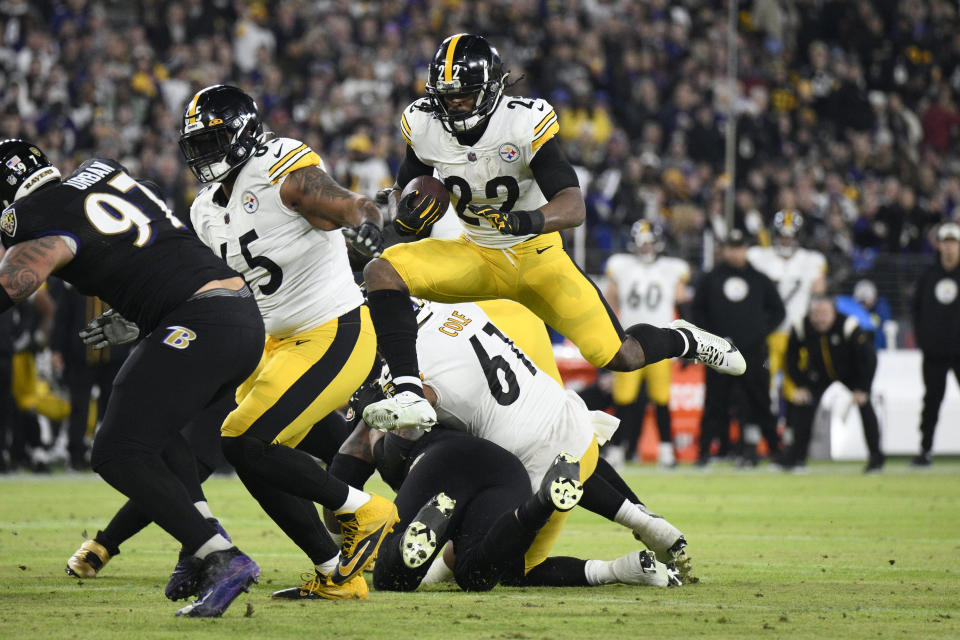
315 554 339 575
584 559 618 585
614 500 647 530
335 486 371 514
193 534 232 559
193 500 213 520
420 553 455 584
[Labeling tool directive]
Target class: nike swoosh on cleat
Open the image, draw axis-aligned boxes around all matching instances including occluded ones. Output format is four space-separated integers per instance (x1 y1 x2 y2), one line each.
337 540 371 578
536 246 553 254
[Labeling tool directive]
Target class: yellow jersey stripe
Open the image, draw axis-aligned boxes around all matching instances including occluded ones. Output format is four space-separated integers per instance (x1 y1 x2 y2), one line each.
444 34 464 82
400 129 412 146
269 144 308 176
533 110 556 135
531 121 560 153
270 150 321 184
401 113 412 134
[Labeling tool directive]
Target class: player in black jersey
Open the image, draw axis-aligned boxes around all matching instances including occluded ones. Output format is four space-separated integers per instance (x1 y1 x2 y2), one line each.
0 139 264 617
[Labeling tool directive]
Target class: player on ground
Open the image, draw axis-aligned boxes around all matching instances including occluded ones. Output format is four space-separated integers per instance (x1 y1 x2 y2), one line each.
605 221 691 467
361 33 746 430
178 85 397 600
364 300 687 579
0 138 263 617
747 210 827 405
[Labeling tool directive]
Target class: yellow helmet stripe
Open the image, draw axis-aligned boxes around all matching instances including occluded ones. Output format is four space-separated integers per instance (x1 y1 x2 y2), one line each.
185 89 204 124
444 34 464 83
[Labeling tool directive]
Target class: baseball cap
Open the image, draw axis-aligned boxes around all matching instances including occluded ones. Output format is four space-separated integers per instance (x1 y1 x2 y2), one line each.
938 222 960 241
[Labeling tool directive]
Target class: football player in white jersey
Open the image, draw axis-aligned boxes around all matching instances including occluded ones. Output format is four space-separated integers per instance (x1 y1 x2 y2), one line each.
605 221 691 467
177 85 399 601
747 210 827 404
361 33 745 431
366 300 687 582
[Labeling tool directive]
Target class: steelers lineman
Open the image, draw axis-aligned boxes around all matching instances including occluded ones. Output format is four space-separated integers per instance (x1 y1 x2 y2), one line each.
362 33 745 431
180 84 398 600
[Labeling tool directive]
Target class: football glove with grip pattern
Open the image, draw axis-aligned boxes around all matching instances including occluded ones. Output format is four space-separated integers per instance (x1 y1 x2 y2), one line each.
394 190 445 237
467 204 544 236
342 221 383 258
79 309 139 349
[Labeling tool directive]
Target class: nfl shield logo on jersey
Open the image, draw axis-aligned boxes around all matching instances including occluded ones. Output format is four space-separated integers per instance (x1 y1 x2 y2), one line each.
498 143 519 163
0 207 16 237
242 190 259 213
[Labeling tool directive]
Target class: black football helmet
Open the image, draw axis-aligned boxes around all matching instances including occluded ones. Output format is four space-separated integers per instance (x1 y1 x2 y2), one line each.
178 85 263 183
0 139 61 208
425 34 506 133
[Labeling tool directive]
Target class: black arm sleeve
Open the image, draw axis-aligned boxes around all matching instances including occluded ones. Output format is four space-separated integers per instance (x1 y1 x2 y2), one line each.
395 145 435 190
529 138 580 201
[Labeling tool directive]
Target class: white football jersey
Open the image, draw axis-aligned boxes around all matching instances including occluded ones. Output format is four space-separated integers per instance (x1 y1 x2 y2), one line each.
190 136 363 338
747 246 827 332
605 254 690 327
400 96 561 249
416 302 601 488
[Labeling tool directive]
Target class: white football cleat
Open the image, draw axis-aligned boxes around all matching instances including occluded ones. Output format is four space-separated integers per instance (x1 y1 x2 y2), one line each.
610 550 681 587
362 390 437 431
631 503 687 563
671 319 746 376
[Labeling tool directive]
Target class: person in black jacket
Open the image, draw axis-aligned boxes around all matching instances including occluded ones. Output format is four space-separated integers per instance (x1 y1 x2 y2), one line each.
911 222 960 467
783 295 885 472
691 230 786 466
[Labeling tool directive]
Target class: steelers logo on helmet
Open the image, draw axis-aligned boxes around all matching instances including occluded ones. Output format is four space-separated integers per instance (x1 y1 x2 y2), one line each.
178 85 264 183
630 220 665 263
425 34 508 133
773 209 803 257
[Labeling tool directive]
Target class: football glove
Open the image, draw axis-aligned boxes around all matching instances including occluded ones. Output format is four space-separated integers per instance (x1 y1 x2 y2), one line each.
342 221 383 258
467 204 545 236
394 190 444 237
79 309 139 349
374 186 399 206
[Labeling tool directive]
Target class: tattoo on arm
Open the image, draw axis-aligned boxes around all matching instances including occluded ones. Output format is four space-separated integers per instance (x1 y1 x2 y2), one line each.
0 237 64 301
288 165 355 202
338 422 375 464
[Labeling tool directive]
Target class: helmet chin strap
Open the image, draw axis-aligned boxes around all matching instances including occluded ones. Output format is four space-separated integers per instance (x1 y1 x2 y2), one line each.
14 166 61 201
199 158 232 182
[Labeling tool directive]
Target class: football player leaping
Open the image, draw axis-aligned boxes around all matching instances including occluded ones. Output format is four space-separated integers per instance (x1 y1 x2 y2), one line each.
177 85 397 601
605 221 692 467
362 34 746 430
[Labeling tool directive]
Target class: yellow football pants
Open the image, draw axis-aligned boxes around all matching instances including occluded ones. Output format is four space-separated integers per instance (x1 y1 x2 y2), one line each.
383 232 623 368
611 358 672 406
222 306 376 447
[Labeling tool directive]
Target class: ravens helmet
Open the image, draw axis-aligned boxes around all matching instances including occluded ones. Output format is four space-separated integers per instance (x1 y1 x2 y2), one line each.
178 85 264 183
0 139 61 208
425 34 507 133
772 209 803 256
630 220 665 262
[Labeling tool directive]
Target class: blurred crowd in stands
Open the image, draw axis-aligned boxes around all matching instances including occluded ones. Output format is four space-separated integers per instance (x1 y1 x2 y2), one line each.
1 0 959 469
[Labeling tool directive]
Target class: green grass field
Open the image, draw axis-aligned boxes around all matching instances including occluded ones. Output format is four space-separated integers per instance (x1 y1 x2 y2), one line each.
1 460 958 640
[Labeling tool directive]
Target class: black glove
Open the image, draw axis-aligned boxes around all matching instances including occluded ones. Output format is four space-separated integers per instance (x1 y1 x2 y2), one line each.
466 204 545 236
394 190 444 237
78 309 139 349
347 379 388 426
374 187 398 206
342 221 383 258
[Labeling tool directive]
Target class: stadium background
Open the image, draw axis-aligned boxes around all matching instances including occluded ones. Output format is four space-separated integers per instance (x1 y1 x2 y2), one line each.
2 0 960 467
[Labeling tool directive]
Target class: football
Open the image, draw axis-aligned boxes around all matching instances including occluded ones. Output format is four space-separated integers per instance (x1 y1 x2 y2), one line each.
400 175 451 213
